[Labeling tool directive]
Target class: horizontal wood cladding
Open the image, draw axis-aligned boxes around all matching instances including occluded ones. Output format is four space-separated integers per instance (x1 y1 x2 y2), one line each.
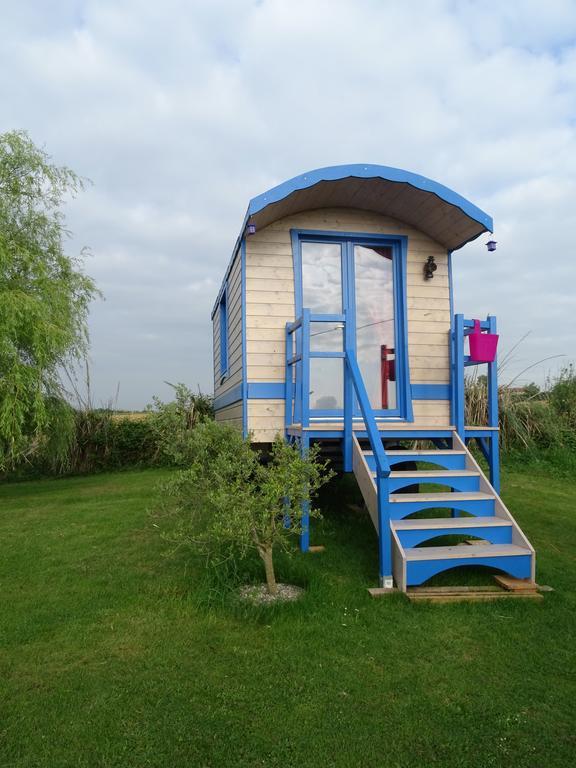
249 428 285 443
413 400 451 425
214 251 243 400
215 402 242 430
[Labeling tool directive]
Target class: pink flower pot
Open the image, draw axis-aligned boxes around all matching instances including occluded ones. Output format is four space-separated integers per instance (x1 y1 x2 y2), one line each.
469 319 499 363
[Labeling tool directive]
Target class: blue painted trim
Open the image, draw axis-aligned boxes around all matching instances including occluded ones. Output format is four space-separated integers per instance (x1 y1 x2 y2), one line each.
397 525 511 549
396 235 413 422
240 238 248 438
390 497 495 519
301 309 311 427
248 164 493 237
388 474 479 493
213 383 243 411
299 433 310 552
487 314 500 492
411 384 451 400
454 314 465 437
465 429 500 437
285 324 293 430
406 555 532 586
219 282 229 378
247 382 286 399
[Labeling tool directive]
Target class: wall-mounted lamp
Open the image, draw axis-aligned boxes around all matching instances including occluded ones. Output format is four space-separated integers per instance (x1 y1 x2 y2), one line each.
246 223 257 236
486 240 497 252
423 255 437 280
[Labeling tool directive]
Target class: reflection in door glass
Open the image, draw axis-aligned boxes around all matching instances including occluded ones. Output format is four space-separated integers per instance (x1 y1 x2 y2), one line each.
354 246 396 410
302 242 342 314
310 358 343 410
302 242 343 413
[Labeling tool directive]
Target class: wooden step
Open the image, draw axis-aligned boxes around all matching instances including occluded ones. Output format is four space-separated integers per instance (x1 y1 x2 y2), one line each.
404 543 529 561
392 516 510 530
392 516 513 548
388 470 477 478
406 586 542 603
370 450 466 456
390 491 494 503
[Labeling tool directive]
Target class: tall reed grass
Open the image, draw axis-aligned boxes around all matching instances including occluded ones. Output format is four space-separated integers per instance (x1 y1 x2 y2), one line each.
465 365 576 452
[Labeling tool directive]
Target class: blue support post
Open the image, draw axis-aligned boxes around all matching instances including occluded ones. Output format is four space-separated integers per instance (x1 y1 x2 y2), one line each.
487 315 500 492
343 308 353 472
285 324 292 433
299 433 310 552
454 314 465 439
301 309 310 429
377 475 392 588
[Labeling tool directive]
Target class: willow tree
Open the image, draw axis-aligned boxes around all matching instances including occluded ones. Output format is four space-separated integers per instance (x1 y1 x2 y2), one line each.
0 130 98 470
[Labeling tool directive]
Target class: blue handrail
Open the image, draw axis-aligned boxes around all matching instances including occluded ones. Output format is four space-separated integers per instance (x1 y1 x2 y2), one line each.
345 352 390 478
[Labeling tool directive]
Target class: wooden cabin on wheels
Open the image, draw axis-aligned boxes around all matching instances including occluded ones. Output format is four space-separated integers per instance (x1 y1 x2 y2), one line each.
211 164 535 592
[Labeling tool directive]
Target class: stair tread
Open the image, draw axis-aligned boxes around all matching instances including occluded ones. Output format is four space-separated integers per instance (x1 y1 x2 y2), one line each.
390 491 494 503
405 544 530 561
365 450 465 456
392 516 511 530
388 470 477 478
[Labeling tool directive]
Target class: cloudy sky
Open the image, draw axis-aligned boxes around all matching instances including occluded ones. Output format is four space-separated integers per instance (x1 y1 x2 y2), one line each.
2 0 575 408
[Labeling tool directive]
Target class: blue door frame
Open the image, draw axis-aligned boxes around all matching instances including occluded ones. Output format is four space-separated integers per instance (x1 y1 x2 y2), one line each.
290 228 413 422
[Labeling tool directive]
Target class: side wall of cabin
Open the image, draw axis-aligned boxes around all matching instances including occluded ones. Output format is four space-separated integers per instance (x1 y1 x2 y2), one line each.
245 208 451 443
212 247 243 430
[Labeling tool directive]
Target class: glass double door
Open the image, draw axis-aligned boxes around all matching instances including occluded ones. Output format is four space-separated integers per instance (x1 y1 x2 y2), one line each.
301 238 398 417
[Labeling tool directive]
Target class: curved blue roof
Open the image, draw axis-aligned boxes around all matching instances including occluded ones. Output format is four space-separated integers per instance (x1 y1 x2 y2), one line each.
247 163 493 234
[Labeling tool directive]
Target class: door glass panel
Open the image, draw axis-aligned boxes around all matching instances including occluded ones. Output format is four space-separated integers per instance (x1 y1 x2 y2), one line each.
302 242 342 314
309 358 343 411
354 245 397 410
309 321 343 353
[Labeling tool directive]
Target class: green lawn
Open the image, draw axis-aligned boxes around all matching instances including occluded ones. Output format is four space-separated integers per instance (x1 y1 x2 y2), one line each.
1 466 575 768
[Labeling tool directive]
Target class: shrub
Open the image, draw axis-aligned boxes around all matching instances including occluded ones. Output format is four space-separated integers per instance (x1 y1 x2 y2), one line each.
146 383 213 466
155 422 333 595
548 365 576 431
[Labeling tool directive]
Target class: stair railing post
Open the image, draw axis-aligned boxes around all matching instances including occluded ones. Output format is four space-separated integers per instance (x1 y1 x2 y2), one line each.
454 313 465 438
487 315 500 492
343 308 353 472
285 323 292 433
301 309 310 429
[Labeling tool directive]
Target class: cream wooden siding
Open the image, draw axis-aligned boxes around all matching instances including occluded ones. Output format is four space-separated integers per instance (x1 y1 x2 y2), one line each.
245 208 452 441
214 250 243 406
214 401 243 431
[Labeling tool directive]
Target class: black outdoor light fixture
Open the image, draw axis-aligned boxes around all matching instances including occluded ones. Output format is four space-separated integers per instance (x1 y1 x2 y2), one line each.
424 255 437 280
486 239 497 252
246 223 257 236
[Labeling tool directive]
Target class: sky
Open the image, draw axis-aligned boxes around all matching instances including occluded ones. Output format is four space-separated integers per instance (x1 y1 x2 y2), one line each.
1 0 575 408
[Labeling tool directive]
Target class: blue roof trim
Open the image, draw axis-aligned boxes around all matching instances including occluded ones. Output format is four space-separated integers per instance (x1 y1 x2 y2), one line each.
247 164 493 234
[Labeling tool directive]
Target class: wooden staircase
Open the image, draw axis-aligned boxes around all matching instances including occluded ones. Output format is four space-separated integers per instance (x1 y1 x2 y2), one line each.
352 432 535 591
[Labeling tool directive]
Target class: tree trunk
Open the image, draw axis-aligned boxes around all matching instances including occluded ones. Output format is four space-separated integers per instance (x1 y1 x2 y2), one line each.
259 545 278 595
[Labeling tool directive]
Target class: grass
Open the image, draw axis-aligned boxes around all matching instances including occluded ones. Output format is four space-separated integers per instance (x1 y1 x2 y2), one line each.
1 466 575 768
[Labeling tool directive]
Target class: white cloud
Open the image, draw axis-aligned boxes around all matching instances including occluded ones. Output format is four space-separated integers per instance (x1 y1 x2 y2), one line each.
1 0 574 406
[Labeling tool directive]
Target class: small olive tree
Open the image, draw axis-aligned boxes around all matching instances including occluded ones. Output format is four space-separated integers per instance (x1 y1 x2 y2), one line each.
156 421 332 595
